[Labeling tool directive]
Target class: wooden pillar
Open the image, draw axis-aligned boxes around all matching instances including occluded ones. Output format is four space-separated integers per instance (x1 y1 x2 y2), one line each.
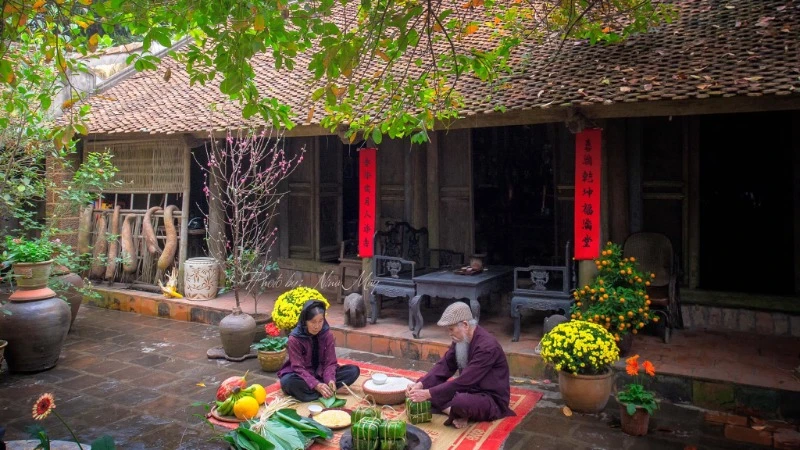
178 144 191 290
426 132 440 250
793 112 800 294
606 120 629 244
627 118 643 233
687 118 701 289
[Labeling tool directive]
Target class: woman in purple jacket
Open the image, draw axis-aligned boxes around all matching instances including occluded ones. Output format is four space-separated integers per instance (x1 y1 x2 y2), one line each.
277 300 360 401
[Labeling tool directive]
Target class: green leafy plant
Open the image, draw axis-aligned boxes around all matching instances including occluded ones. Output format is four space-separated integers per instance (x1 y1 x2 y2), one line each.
253 322 288 352
318 393 346 409
618 355 659 416
539 320 620 376
2 235 58 265
29 393 116 450
570 241 658 342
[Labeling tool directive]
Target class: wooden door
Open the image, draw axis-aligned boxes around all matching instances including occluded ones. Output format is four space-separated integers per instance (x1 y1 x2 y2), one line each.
377 139 406 228
285 137 316 260
318 136 342 261
438 129 474 258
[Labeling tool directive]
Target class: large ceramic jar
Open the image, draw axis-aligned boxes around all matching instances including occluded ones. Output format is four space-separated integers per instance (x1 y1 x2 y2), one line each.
51 271 85 331
0 293 70 373
219 307 256 358
184 257 219 301
558 369 614 413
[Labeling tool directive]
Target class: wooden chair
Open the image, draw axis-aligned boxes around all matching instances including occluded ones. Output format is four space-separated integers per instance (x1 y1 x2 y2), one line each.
622 232 683 343
369 221 428 325
510 241 575 342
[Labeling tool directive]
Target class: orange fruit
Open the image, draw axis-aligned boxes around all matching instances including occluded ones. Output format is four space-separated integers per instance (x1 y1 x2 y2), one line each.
250 384 267 405
233 396 259 420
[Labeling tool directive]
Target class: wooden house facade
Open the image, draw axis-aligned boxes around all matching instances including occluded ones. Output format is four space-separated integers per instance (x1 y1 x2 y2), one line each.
70 0 800 333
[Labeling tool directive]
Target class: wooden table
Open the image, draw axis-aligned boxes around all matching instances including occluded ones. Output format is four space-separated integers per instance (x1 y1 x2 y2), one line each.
409 266 513 338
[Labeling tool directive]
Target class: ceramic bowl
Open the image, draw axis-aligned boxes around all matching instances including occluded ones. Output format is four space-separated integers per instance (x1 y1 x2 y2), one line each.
308 404 323 416
371 373 388 385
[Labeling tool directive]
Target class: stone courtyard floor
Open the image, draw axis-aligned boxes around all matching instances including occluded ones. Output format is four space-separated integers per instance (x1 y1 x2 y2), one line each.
0 305 773 449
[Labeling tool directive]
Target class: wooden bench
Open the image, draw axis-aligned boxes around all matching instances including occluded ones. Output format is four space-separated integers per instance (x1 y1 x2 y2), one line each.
510 241 576 342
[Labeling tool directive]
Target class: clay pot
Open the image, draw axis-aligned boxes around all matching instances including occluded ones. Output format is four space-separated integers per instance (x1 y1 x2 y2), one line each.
12 260 54 289
51 272 84 331
558 369 614 413
257 348 287 372
219 307 257 358
0 293 70 373
620 405 650 436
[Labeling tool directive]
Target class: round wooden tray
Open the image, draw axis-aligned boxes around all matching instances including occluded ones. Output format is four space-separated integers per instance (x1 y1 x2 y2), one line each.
339 423 431 450
209 404 268 423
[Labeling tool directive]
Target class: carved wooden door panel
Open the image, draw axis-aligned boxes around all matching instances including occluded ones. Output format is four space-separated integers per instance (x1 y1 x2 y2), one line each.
377 139 406 229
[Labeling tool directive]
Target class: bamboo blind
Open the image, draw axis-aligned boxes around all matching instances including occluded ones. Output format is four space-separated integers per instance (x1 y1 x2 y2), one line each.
85 139 187 193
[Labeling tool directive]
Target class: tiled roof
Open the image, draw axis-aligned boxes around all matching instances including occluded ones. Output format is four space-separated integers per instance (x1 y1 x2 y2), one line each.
82 0 800 135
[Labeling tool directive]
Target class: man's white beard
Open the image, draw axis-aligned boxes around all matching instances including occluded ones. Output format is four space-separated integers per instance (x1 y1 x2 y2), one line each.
455 340 470 370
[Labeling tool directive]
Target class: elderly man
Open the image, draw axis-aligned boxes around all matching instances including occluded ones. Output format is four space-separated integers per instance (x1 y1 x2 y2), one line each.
406 302 515 429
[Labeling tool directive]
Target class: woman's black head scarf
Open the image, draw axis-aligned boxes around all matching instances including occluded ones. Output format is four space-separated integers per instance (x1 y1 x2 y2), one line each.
290 299 330 339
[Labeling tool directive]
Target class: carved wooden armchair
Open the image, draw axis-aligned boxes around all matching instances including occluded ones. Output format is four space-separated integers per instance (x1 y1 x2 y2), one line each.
622 232 683 343
510 241 575 342
369 221 428 325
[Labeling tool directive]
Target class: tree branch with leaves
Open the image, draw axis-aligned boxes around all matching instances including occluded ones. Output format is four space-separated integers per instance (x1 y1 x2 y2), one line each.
197 128 303 311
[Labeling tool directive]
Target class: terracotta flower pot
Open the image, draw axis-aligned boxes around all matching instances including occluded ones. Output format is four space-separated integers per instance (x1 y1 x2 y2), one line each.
257 348 287 372
558 369 614 413
620 404 650 436
12 260 54 290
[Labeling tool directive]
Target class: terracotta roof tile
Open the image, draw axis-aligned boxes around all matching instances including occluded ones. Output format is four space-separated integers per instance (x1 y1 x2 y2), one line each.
83 0 800 135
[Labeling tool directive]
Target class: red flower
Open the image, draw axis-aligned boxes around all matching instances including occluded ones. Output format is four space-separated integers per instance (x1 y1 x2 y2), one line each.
265 322 281 337
625 354 640 376
32 393 55 420
642 360 656 377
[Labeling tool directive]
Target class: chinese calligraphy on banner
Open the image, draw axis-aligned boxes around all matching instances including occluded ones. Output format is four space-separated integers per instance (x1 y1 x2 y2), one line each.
358 148 377 257
574 129 602 260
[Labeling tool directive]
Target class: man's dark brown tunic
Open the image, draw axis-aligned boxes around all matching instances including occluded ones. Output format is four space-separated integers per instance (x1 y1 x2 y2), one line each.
417 325 515 423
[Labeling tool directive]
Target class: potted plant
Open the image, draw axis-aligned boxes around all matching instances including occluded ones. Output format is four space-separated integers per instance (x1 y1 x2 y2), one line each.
618 355 658 436
254 322 288 372
570 241 658 355
0 235 72 373
2 235 56 289
539 320 620 413
271 286 330 332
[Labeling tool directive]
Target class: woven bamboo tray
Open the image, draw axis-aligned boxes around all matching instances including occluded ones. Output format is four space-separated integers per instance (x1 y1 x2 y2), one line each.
361 377 413 405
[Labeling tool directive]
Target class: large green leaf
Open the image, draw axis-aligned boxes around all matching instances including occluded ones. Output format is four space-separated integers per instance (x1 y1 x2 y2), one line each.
274 409 333 439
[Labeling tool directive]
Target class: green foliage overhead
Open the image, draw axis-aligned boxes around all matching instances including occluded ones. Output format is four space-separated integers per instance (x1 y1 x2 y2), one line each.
1 0 674 147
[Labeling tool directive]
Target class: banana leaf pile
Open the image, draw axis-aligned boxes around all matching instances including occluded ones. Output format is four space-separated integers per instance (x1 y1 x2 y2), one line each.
222 408 333 450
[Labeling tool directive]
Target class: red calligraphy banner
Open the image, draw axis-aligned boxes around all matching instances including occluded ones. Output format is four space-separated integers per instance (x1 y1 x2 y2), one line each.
574 129 602 260
358 148 377 257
